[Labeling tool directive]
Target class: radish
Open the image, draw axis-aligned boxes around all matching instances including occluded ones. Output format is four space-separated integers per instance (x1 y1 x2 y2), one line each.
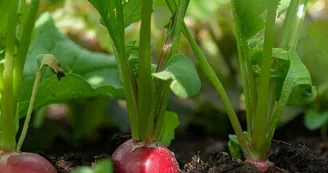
0 152 56 173
88 0 198 172
246 158 273 172
112 140 179 173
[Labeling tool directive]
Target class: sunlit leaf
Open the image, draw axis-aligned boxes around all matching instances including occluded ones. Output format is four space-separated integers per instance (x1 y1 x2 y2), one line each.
152 54 201 99
18 13 123 118
88 0 144 46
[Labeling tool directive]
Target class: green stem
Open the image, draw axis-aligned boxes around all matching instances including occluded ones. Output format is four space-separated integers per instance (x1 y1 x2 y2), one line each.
252 0 278 159
17 54 65 151
279 0 299 49
265 0 309 150
113 0 139 140
231 0 257 136
18 0 27 38
165 0 251 157
289 0 308 50
0 0 19 152
152 0 189 140
16 62 41 151
14 0 39 112
138 0 153 142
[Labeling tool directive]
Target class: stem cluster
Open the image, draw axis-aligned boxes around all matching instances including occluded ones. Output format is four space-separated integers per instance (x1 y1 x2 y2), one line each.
0 0 40 152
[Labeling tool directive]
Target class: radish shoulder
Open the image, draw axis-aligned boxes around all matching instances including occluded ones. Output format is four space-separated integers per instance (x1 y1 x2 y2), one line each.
0 152 57 173
112 139 179 173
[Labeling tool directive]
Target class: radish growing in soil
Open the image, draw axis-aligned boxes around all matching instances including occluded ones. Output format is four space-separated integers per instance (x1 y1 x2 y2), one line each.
0 0 63 172
171 0 316 172
157 0 317 172
88 0 201 172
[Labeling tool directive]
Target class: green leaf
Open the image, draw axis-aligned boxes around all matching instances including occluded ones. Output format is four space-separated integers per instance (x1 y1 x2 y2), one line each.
71 159 113 173
94 159 114 173
231 0 267 39
88 0 143 46
228 134 241 158
282 50 317 105
304 108 328 131
249 48 316 105
159 111 180 146
152 54 201 99
71 167 94 173
18 13 124 118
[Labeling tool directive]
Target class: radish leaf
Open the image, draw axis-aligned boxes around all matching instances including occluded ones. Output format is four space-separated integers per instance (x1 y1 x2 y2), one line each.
94 159 114 173
231 0 267 39
18 13 123 118
152 54 201 99
280 50 317 105
71 158 113 173
159 111 180 146
304 108 328 131
88 0 143 47
228 134 241 158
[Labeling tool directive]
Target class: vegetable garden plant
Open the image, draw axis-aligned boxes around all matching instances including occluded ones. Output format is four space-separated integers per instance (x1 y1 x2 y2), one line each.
0 0 319 172
83 0 318 172
87 0 203 172
218 0 316 172
0 0 62 172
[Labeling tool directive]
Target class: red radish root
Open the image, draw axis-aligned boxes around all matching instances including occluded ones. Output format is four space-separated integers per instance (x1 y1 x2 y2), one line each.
112 139 180 173
246 158 273 172
0 152 57 173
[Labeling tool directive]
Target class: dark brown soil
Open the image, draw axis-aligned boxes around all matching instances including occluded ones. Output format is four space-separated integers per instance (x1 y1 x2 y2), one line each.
183 140 328 173
31 115 328 173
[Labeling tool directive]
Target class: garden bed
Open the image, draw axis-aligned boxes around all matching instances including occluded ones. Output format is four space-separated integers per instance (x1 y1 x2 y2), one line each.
35 116 328 173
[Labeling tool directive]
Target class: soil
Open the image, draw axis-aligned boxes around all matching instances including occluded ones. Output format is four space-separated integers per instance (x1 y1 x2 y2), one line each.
33 115 328 173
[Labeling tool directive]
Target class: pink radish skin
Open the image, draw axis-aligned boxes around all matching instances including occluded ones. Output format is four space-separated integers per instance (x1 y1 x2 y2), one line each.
0 152 57 173
112 139 180 173
246 158 273 172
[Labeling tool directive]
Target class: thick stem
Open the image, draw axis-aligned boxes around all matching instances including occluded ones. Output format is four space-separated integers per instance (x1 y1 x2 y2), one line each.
0 0 19 152
113 0 139 140
152 0 189 141
14 0 40 112
252 0 278 159
138 0 153 141
231 0 257 136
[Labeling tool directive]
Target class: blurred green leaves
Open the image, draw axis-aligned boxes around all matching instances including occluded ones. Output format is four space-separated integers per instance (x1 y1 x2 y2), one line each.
18 13 123 118
72 159 114 173
304 108 328 131
187 0 229 20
